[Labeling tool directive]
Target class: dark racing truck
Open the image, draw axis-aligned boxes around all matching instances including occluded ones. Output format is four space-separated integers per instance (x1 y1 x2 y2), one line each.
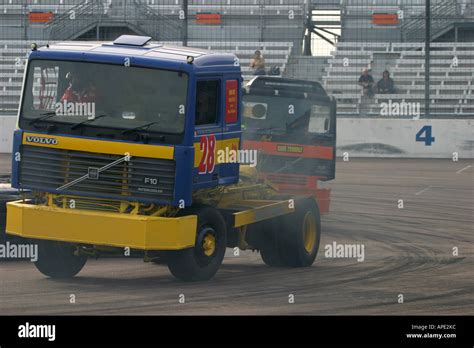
242 76 336 214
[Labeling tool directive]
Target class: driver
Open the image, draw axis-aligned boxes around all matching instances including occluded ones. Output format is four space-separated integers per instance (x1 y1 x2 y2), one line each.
60 72 98 103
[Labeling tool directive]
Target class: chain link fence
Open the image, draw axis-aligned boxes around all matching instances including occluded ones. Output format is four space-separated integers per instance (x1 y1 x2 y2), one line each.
0 0 473 117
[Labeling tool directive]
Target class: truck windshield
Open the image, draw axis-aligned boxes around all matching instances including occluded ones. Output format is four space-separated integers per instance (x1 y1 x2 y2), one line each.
19 60 188 135
243 95 333 135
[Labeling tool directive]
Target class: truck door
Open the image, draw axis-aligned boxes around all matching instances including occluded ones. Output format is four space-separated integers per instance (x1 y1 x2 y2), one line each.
305 98 337 181
193 79 222 187
219 79 241 185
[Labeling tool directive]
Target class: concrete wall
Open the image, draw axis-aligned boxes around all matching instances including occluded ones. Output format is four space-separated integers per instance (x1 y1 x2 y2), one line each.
0 115 473 158
0 117 16 154
336 118 473 158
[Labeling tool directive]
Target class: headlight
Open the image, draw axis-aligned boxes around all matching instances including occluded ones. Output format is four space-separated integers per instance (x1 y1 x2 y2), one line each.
243 102 267 119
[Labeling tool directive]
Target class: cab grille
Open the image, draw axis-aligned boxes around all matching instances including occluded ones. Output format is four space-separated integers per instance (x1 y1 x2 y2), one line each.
19 145 175 203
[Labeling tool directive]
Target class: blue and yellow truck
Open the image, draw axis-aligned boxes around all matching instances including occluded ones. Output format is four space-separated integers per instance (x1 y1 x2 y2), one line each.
5 35 335 281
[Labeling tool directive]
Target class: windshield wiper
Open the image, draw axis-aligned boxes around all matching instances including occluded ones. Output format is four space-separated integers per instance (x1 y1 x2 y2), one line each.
121 122 160 135
28 111 57 125
70 114 108 130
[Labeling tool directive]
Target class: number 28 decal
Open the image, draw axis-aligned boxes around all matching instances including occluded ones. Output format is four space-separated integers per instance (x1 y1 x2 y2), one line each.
199 135 216 174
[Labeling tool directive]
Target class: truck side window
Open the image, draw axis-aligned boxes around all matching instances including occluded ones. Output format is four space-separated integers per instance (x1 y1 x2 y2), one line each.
196 80 219 126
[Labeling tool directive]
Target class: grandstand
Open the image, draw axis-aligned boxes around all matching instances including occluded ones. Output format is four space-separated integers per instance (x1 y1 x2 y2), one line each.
322 41 474 117
0 39 294 115
0 0 473 118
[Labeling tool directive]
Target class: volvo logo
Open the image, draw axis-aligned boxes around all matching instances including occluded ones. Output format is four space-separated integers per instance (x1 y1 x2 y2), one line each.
88 167 100 180
56 154 132 191
26 136 59 145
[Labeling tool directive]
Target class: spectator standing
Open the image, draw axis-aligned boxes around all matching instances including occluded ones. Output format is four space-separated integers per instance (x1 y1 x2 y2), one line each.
250 50 266 76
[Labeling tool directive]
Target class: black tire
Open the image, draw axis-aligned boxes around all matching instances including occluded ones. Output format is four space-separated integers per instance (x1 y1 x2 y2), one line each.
167 205 227 281
34 239 87 278
260 246 284 267
259 218 285 267
279 199 321 267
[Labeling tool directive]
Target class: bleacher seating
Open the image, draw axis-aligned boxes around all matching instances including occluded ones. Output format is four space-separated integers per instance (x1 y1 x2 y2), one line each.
187 41 292 78
0 39 292 115
340 0 473 43
0 0 301 115
0 1 86 18
322 42 474 117
0 0 472 119
0 41 44 115
0 0 306 44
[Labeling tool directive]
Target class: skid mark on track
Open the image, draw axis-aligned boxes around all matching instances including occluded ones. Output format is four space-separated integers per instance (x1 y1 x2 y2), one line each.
414 186 432 195
456 165 472 174
1 159 472 315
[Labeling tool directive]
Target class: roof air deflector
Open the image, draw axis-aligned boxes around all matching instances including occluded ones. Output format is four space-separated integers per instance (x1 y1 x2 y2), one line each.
113 35 152 47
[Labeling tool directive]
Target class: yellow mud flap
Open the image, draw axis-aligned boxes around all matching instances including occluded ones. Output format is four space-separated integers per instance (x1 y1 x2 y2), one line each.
6 200 197 250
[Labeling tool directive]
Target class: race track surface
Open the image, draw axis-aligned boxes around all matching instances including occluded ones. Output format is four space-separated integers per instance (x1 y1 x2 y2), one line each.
1 158 472 315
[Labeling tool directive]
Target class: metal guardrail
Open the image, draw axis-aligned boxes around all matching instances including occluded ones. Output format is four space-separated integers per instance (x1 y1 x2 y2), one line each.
44 0 181 41
45 0 104 41
130 0 182 41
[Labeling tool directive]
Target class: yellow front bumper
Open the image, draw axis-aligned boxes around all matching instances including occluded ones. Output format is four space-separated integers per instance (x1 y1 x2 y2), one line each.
6 201 197 250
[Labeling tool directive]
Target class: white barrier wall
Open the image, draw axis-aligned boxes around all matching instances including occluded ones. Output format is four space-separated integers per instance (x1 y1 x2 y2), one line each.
0 115 473 158
0 116 16 154
336 118 473 159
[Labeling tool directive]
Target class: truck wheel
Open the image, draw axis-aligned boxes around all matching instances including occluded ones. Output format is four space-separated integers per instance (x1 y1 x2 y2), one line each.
167 206 227 281
280 199 321 267
34 240 87 278
259 219 285 267
260 246 284 267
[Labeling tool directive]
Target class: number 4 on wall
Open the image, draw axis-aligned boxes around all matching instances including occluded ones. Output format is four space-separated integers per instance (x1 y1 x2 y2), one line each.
416 125 435 146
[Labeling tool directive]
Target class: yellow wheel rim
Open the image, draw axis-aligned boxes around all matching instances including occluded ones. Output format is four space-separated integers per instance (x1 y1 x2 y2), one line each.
303 211 317 253
203 234 216 257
